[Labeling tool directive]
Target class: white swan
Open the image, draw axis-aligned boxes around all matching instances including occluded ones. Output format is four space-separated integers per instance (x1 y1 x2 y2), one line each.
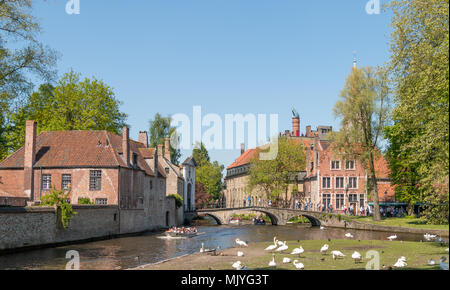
268 254 276 267
440 256 449 270
237 251 244 257
387 235 397 241
393 259 407 268
446 248 449 253
351 251 362 263
232 261 244 270
320 244 329 254
344 233 354 238
235 238 248 247
424 233 437 241
277 240 285 246
265 237 278 251
282 257 291 264
331 250 345 260
293 260 304 270
200 242 205 253
320 226 325 230
428 259 436 265
276 241 288 252
291 246 305 256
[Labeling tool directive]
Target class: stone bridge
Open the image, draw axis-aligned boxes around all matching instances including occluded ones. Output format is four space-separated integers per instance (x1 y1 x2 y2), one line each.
194 207 344 227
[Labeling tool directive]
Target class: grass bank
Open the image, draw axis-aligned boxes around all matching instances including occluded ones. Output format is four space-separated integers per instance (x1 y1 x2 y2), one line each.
134 239 448 270
350 216 449 231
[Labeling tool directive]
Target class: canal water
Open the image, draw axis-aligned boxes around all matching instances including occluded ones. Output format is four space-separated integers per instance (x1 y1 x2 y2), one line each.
0 219 440 270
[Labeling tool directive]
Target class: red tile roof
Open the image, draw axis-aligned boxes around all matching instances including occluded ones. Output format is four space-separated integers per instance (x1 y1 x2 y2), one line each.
227 149 258 169
0 130 164 177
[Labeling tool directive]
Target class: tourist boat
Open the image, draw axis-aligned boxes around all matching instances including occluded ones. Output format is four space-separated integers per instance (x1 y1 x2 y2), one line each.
164 227 198 238
229 217 242 225
253 218 266 225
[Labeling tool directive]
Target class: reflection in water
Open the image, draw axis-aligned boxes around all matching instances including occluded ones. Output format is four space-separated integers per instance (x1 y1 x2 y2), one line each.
0 220 443 270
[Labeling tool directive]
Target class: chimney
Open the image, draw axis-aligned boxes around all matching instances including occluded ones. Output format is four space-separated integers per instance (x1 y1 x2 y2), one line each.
157 144 163 158
139 131 148 148
164 138 171 160
292 117 300 137
24 120 36 200
306 126 312 137
153 147 158 176
122 126 130 167
240 143 245 155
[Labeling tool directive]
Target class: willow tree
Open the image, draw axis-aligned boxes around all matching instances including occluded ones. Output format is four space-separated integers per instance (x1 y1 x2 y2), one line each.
248 137 306 208
331 66 390 221
385 0 449 224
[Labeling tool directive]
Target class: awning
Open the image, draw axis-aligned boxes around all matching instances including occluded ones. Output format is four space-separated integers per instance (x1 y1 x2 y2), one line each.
368 202 408 206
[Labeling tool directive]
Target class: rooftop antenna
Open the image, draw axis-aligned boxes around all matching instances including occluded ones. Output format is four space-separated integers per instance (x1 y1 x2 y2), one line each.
352 51 357 69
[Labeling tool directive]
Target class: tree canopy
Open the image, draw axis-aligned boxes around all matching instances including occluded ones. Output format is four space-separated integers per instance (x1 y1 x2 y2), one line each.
385 0 449 224
149 113 181 165
330 66 391 221
248 137 306 207
3 70 128 158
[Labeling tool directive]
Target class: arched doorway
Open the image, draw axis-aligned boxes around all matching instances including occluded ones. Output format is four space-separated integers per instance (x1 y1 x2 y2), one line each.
187 183 192 211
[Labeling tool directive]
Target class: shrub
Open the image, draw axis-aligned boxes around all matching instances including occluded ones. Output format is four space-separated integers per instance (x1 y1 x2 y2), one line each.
40 188 77 228
78 197 93 205
168 194 183 208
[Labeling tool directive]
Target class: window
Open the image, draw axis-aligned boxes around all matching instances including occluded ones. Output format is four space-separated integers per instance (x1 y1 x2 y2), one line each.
331 160 340 170
345 160 355 170
349 194 358 202
335 177 344 189
360 194 365 208
132 153 138 166
322 177 331 189
336 194 345 209
89 170 102 191
64 198 71 204
310 162 314 171
42 174 51 190
95 198 107 205
322 194 331 207
348 177 358 189
150 180 153 190
62 174 71 190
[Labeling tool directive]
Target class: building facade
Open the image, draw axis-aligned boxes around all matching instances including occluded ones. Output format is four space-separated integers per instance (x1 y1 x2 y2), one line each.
224 113 395 213
0 121 196 227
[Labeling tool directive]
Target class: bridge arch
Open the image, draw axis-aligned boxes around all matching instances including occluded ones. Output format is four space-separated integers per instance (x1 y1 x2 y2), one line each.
196 213 226 225
284 212 321 227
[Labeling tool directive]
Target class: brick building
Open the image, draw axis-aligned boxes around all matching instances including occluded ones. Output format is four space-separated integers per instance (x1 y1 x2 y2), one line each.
0 120 195 226
224 113 395 214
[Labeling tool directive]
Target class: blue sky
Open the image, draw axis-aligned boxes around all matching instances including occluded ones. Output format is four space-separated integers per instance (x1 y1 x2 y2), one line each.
32 0 393 168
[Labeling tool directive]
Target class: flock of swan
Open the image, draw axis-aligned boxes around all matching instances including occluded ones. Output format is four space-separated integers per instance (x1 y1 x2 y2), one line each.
225 231 449 270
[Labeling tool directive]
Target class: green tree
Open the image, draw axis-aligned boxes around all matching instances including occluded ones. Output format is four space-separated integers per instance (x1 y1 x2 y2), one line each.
385 0 449 224
331 66 391 221
149 113 181 165
40 188 76 228
192 143 223 202
5 70 127 155
192 142 210 166
248 137 306 207
0 0 57 160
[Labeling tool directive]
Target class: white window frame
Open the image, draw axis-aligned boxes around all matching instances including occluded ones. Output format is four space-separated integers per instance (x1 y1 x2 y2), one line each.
345 160 356 170
330 160 341 170
335 176 345 189
322 177 331 189
348 177 358 189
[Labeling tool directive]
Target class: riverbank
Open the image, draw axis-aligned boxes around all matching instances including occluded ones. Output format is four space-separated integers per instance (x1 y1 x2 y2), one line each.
349 216 449 231
132 239 449 270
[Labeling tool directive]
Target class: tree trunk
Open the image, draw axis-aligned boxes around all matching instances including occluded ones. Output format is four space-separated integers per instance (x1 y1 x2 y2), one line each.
369 151 381 221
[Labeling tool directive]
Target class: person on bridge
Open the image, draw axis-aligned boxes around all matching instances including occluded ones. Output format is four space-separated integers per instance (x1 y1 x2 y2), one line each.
248 196 251 207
